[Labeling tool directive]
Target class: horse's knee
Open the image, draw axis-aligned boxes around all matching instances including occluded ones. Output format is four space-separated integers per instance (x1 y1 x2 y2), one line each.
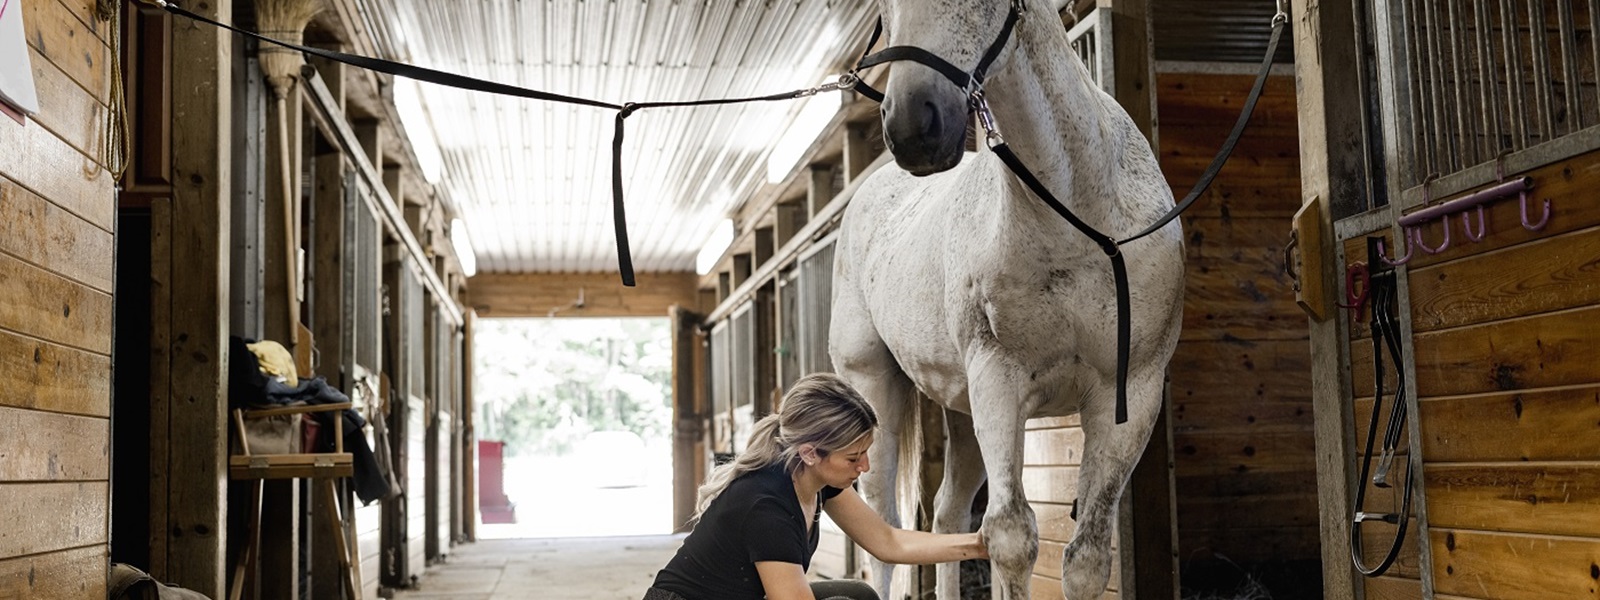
981 502 1038 575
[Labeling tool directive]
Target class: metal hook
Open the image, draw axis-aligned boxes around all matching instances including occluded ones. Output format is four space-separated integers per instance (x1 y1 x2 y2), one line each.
973 92 1003 147
1461 205 1488 242
1413 220 1451 254
1273 0 1289 25
1519 191 1551 231
1376 232 1414 266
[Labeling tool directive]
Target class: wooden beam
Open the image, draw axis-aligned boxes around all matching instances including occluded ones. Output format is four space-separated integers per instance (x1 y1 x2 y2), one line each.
465 272 698 318
1291 0 1371 597
806 164 835 217
163 3 232 594
353 119 384 183
732 254 753 290
754 226 775 267
775 201 807 248
843 121 879 185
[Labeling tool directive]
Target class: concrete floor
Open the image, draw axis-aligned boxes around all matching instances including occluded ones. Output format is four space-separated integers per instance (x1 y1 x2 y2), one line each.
395 535 684 600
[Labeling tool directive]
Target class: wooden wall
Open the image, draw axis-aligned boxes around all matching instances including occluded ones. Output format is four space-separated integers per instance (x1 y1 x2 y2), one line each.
1155 70 1320 570
1024 415 1122 598
1346 147 1600 599
0 0 117 597
467 271 699 318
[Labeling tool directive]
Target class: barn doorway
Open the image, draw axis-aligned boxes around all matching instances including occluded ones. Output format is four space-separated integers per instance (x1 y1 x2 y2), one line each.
472 317 675 538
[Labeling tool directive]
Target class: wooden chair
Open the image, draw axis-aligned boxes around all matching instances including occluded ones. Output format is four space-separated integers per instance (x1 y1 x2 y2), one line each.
229 401 363 600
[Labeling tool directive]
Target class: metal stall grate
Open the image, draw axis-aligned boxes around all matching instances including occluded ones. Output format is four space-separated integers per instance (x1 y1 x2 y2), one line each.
709 321 731 454
1381 0 1600 186
796 239 836 376
731 304 756 452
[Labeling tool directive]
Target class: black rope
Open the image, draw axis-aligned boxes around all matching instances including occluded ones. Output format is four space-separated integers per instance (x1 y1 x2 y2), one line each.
1119 18 1284 245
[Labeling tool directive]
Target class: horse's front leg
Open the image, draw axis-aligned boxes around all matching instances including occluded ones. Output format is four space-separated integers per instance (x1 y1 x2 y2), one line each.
967 354 1038 600
934 409 987 600
835 359 917 597
1061 368 1164 599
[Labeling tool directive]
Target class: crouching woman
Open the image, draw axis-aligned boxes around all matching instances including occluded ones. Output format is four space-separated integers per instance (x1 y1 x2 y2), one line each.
645 373 987 600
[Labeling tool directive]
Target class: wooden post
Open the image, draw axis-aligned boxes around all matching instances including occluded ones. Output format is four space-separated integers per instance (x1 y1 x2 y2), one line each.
806 164 835 217
461 312 478 542
775 200 807 248
310 149 349 599
754 226 775 268
670 306 702 532
1095 2 1179 597
354 119 384 186
163 2 233 595
754 283 777 417
1291 0 1370 597
843 121 877 185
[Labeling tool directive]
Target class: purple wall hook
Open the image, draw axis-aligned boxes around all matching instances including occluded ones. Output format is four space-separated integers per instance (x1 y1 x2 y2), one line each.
1414 220 1452 254
1376 233 1414 266
1461 206 1488 242
1519 191 1551 231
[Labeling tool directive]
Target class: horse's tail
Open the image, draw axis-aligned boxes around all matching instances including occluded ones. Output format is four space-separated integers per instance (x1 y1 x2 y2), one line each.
896 392 926 534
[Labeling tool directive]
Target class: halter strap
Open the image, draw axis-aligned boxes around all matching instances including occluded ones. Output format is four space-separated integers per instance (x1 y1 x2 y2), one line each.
851 0 1024 101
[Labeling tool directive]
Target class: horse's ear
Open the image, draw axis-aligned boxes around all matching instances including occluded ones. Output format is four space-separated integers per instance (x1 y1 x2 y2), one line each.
1048 0 1072 16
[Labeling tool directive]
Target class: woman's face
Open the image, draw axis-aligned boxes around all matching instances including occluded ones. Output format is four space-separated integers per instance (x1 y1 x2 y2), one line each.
813 433 874 488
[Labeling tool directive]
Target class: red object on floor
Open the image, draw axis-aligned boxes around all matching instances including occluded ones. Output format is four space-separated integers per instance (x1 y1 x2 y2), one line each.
478 440 517 524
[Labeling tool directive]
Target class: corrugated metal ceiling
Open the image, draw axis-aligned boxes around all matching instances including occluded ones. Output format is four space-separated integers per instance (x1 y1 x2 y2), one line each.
362 0 1288 275
360 0 874 274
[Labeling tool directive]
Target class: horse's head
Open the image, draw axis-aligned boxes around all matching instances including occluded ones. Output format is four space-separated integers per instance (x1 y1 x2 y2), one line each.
871 0 1063 175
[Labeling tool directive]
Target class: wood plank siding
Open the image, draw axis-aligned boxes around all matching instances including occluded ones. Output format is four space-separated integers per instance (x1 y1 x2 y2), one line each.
0 0 118 597
1405 148 1600 599
1156 71 1320 576
1338 148 1600 598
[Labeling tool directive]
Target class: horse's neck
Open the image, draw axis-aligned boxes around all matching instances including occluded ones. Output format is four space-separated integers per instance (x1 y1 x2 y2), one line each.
984 15 1127 228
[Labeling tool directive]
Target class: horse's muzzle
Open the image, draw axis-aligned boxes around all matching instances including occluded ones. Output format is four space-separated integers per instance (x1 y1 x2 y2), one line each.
881 83 968 176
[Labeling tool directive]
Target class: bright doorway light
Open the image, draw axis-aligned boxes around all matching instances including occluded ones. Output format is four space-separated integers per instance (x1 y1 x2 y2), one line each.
695 219 735 275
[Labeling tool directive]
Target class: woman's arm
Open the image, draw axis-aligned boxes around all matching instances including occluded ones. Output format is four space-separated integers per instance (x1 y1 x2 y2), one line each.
755 561 816 600
823 487 988 565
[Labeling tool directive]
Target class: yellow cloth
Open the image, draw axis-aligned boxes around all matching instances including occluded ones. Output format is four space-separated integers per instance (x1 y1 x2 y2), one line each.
247 340 298 387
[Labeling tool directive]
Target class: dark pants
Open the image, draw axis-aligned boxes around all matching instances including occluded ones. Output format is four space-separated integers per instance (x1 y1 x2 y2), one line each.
644 579 880 600
810 579 880 600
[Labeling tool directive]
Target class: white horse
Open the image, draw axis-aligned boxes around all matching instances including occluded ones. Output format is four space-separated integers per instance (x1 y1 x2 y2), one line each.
828 0 1184 598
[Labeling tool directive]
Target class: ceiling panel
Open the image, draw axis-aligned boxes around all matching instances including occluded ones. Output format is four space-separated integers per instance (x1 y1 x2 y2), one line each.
363 0 874 274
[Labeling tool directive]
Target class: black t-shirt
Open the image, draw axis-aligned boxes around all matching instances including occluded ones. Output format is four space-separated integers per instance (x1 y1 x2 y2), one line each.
651 464 845 599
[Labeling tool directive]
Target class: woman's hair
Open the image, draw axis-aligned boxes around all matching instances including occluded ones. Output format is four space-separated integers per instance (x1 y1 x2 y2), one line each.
689 373 878 524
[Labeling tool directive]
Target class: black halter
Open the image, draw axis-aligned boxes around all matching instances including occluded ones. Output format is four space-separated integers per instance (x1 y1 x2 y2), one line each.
849 0 1025 104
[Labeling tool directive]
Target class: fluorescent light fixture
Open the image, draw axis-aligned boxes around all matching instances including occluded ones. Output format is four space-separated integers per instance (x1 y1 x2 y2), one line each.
695 219 735 275
766 91 843 184
395 78 445 184
451 218 478 277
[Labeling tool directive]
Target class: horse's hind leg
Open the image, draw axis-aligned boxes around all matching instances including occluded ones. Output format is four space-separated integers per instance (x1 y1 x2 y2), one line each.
1060 370 1164 599
934 409 986 600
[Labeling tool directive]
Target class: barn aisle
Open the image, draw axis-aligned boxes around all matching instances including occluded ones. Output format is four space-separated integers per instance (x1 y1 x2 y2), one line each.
395 535 683 600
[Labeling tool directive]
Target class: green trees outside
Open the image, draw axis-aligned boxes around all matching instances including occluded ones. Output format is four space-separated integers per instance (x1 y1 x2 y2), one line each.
474 317 672 457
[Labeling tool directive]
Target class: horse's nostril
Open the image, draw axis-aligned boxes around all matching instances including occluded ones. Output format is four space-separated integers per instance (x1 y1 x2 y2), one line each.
921 100 942 139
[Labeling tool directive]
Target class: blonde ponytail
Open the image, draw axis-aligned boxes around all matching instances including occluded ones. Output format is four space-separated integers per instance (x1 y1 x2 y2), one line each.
688 373 877 524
